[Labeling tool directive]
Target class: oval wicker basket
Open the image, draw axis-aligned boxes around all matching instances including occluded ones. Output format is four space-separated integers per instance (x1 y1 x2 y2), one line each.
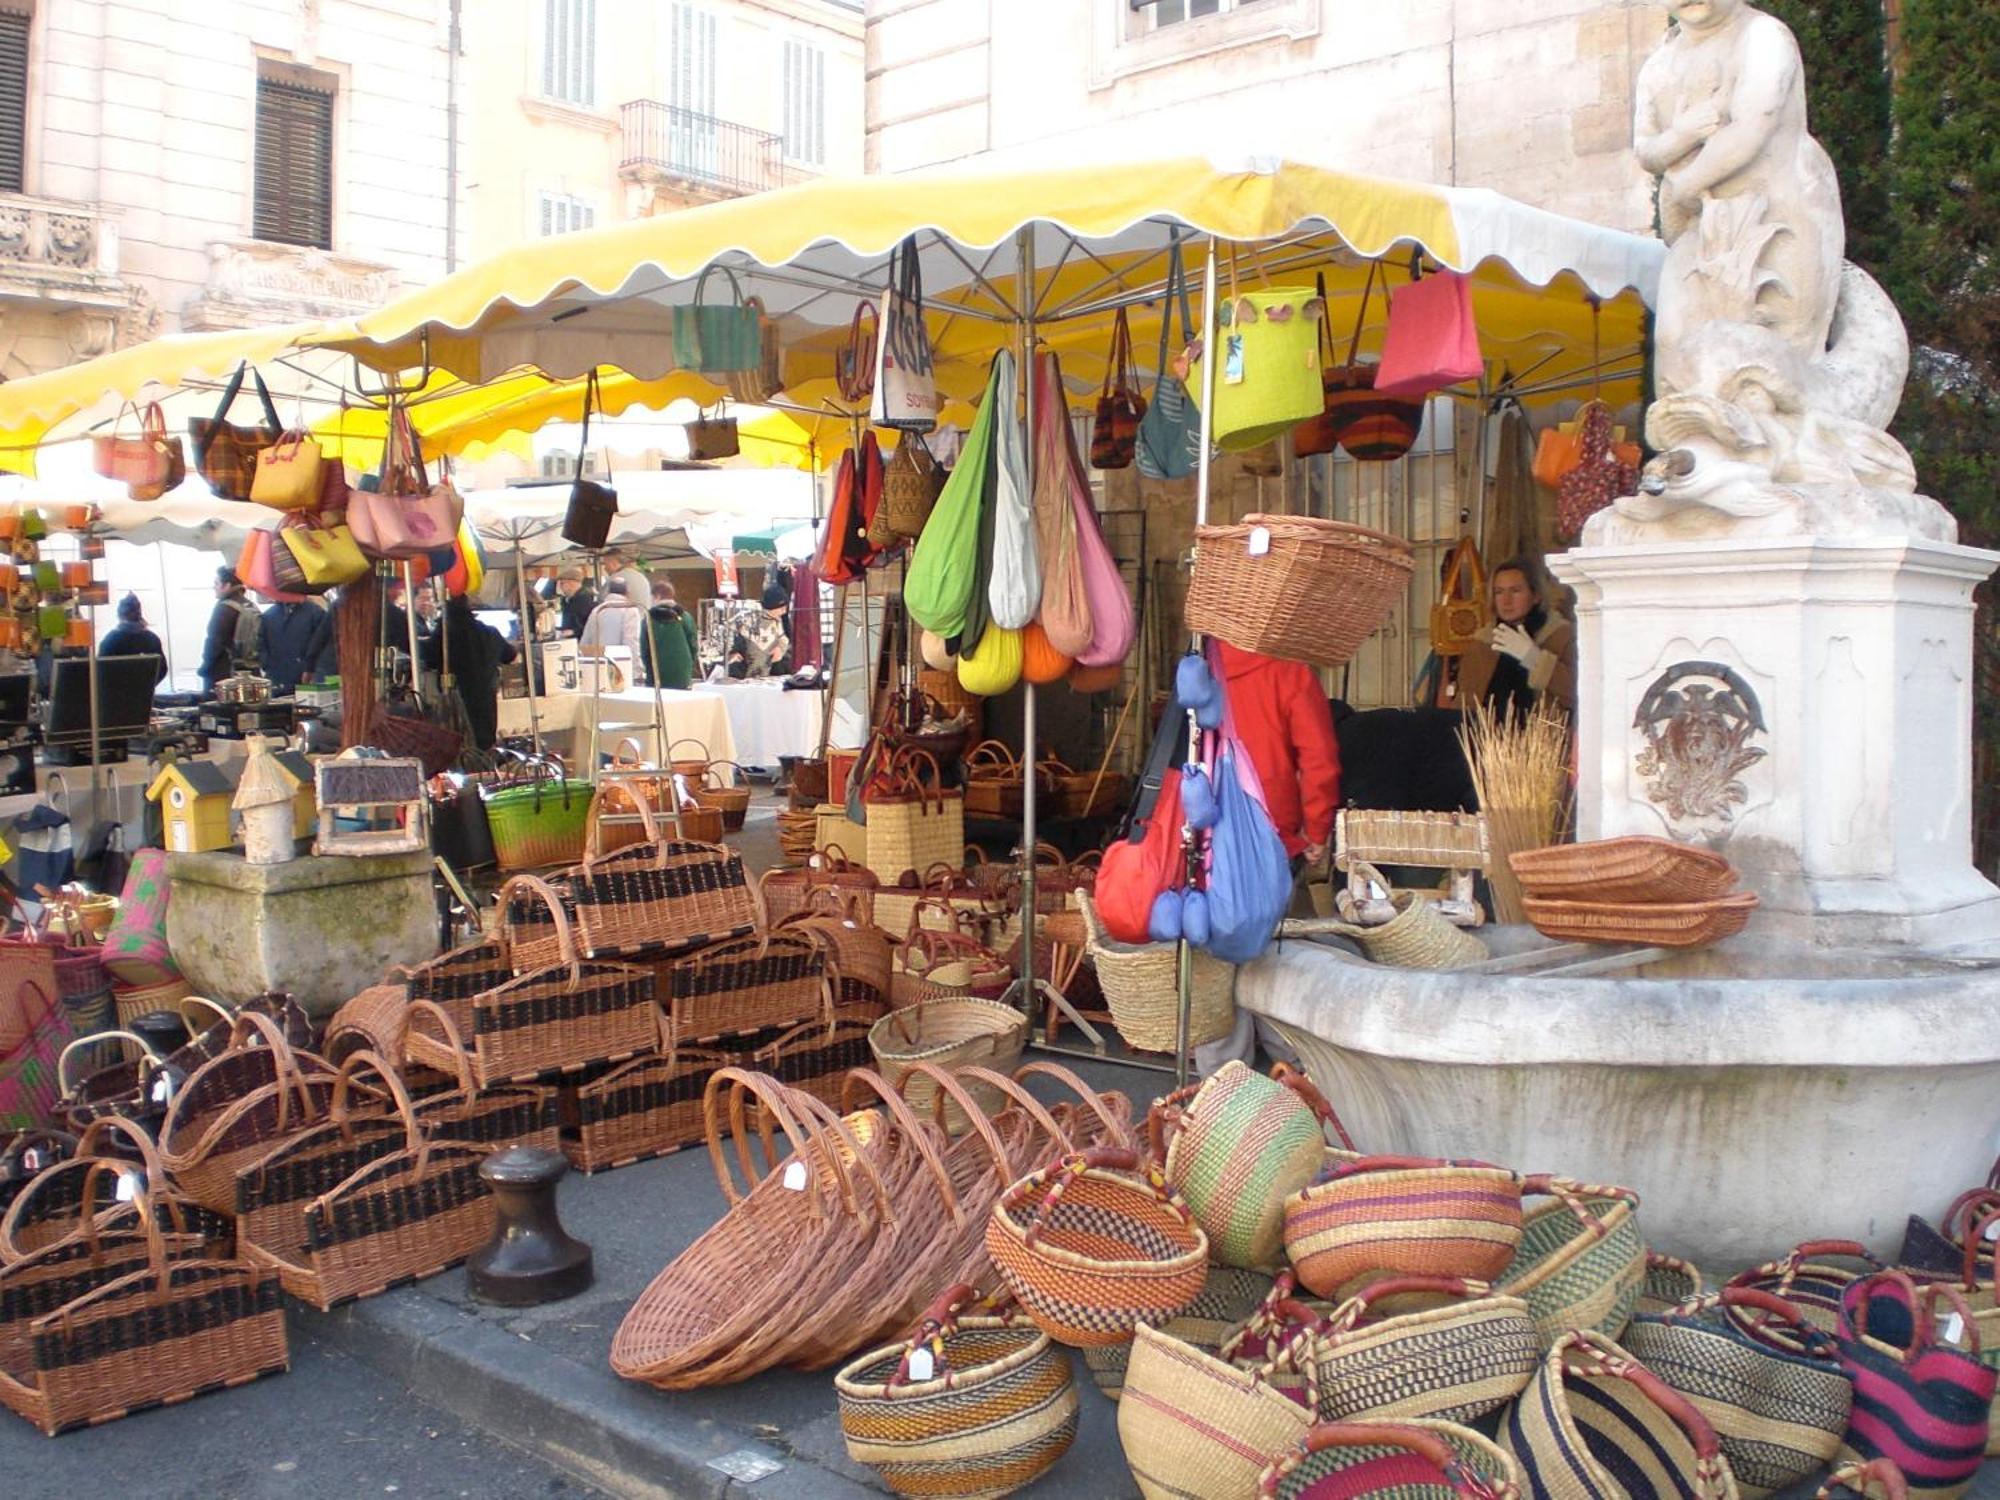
1187 514 1414 668
1509 836 1738 904
1521 892 1758 949
1284 1156 1525 1299
869 997 1028 1134
1079 892 1234 1051
691 760 752 833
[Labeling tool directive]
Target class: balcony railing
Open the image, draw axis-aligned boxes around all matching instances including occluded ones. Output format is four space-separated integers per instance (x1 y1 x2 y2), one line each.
0 193 125 307
619 101 814 198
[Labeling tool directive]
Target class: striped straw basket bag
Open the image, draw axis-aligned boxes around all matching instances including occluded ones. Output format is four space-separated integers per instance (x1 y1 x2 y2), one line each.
1621 1287 1852 1500
1835 1272 1995 1500
1259 1419 1527 1500
1152 1060 1355 1272
1725 1240 1888 1354
1301 1274 1541 1427
1119 1319 1317 1500
1494 1174 1646 1348
834 1284 1077 1500
1083 1263 1276 1401
1283 1154 1525 1299
1500 1328 1742 1500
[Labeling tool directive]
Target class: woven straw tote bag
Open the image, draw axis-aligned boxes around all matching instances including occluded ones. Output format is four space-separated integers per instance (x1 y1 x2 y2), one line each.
1284 1155 1525 1298
1120 1318 1317 1500
1494 1174 1646 1348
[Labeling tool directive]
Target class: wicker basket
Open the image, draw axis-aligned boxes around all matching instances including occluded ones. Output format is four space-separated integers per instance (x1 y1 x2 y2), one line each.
869 997 1028 1134
1522 892 1758 948
835 1287 1077 1500
1495 1175 1646 1347
0 1114 232 1265
323 984 410 1068
985 1146 1209 1348
109 978 193 1059
1510 836 1739 904
1283 1156 1525 1299
691 760 752 833
562 1044 728 1173
1639 1252 1705 1317
660 928 829 1047
1721 1239 1886 1354
791 757 830 804
665 737 710 781
1261 1418 1528 1500
1079 892 1235 1052
1041 759 1130 822
749 1015 878 1114
816 803 868 864
1084 1263 1277 1402
1305 1274 1541 1425
758 851 879 929
963 740 1029 821
861 751 965 888
1322 893 1489 970
1187 514 1414 668
777 898 892 1011
485 776 593 871
777 809 818 864
499 832 758 967
396 1002 562 1155
1117 1318 1315 1497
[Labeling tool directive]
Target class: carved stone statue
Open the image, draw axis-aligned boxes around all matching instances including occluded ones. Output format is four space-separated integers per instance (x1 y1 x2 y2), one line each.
1598 0 1953 542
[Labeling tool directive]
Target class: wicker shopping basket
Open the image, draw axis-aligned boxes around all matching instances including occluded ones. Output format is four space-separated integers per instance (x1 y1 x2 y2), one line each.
869 996 1027 1135
758 849 879 928
0 1114 231 1265
776 893 892 1011
485 776 593 872
1494 1175 1646 1348
1284 1155 1525 1299
1084 1263 1277 1402
1722 1239 1887 1353
397 1002 561 1154
1118 1318 1316 1500
1300 1274 1540 1426
1187 514 1414 668
660 928 829 1047
690 761 752 833
562 1040 729 1174
1260 1419 1527 1500
1079 892 1235 1051
835 1283 1077 1500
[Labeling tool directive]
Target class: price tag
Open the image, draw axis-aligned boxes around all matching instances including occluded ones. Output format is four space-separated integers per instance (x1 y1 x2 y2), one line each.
1942 1312 1966 1345
1247 526 1272 558
1985 1218 1999 1242
782 1160 808 1191
906 1348 935 1382
150 1072 174 1104
114 1172 140 1203
20 1148 38 1172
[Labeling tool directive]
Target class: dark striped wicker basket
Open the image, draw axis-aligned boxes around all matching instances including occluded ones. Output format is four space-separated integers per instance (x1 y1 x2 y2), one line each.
560 1046 729 1174
661 929 829 1048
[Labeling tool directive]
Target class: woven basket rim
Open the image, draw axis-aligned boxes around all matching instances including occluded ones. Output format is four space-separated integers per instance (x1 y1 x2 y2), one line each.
831 1317 1051 1400
868 998 1027 1063
1291 1162 1521 1205
1194 514 1414 556
1521 892 1758 918
990 1168 1208 1276
1322 1289 1535 1345
1500 1192 1638 1296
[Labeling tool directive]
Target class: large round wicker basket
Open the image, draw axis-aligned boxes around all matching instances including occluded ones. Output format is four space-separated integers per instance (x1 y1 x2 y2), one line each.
1186 514 1413 668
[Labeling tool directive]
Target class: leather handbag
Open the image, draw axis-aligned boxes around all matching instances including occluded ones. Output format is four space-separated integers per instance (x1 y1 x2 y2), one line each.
1836 1272 1995 1500
1294 264 1426 462
671 263 761 374
189 362 283 501
92 402 185 500
274 516 368 592
1137 239 1203 482
837 301 879 404
349 407 464 559
1090 306 1146 470
249 431 326 511
686 406 740 462
1375 269 1486 399
1429 537 1491 658
563 370 618 548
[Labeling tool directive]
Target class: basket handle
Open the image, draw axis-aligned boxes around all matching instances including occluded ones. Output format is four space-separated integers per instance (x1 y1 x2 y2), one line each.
1012 1060 1133 1151
1144 1084 1202 1167
896 1062 1014 1193
177 993 236 1035
785 1084 895 1230
949 1064 1074 1161
1729 1237 1882 1297
889 1280 980 1381
74 1111 170 1189
1002 1146 1190 1250
497 874 582 982
839 1066 962 1231
330 1048 426 1163
1556 1330 1727 1464
1941 1188 2000 1251
1519 1173 1639 1236
1819 1461 1911 1500
702 1066 842 1224
666 736 710 763
1965 1206 2000 1299
1270 1062 1357 1152
225 1005 318 1138
1323 1275 1487 1333
1263 1422 1466 1490
403 999 478 1098
583 778 664 862
56 1029 161 1096
1335 1153 1508 1177
703 759 744 789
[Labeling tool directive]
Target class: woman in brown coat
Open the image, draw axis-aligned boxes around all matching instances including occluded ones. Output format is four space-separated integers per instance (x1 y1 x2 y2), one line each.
1451 558 1577 720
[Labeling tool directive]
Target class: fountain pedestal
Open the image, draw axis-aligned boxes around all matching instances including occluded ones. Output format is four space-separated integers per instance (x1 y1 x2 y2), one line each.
1553 535 2000 948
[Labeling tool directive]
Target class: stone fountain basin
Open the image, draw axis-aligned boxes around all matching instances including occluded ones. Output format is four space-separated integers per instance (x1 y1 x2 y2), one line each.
1238 932 2000 1274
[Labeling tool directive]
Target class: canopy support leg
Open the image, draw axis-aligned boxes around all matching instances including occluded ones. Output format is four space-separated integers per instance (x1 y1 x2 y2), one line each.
512 551 544 761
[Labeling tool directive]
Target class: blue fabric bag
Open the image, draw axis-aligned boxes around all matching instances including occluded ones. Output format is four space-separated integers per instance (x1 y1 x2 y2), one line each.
1199 746 1292 964
1136 239 1203 482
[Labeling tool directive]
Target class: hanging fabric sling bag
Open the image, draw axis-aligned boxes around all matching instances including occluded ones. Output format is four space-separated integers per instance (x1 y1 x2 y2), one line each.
1184 251 1327 453
189 362 283 502
724 295 783 403
1137 237 1204 481
1198 644 1293 965
563 369 619 548
907 351 1003 638
93 401 185 500
982 349 1039 628
871 236 940 432
1090 306 1146 470
955 387 1001 657
671 263 761 374
1054 354 1137 667
1032 352 1094 657
1375 267 1485 400
1094 677 1192 945
1295 263 1427 462
1835 1271 1994 1500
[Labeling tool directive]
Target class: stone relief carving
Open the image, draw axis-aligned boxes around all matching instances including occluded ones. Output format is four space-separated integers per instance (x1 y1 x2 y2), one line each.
1633 659 1769 831
1594 0 1954 544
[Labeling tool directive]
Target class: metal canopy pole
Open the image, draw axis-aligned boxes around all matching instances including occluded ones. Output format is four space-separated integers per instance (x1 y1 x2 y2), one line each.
511 548 545 760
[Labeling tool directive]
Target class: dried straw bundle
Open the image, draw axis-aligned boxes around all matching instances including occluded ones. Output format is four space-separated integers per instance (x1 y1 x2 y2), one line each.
1459 700 1570 923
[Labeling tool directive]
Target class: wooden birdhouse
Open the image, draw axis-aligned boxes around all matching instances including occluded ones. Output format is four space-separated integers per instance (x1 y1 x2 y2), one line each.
313 755 428 857
233 739 300 866
269 748 319 841
146 759 239 855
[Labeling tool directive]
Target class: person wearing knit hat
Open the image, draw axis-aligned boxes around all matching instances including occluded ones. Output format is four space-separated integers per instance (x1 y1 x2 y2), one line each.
101 593 168 684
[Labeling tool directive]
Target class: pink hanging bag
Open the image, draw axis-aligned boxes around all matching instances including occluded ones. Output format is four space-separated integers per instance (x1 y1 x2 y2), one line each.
1374 269 1484 399
101 849 179 987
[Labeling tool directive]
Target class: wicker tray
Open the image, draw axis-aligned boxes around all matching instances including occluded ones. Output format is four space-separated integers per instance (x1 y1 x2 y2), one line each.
1186 514 1413 668
1509 836 1738 904
1521 891 1758 948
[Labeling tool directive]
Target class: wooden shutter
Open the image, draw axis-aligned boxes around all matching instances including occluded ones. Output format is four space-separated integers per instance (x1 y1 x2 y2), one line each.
254 76 333 250
0 11 28 195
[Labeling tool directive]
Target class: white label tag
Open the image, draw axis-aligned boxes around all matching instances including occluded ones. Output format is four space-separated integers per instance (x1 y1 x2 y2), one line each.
114 1172 139 1203
1985 1218 1999 1243
150 1072 174 1104
1943 1312 1966 1345
781 1160 808 1191
1247 526 1271 558
20 1149 38 1171
906 1348 935 1381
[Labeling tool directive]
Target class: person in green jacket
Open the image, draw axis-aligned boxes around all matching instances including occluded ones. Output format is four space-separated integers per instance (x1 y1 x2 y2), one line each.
644 574 701 689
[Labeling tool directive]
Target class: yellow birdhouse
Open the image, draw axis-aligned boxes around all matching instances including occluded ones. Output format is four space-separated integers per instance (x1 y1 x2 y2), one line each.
269 749 320 841
146 760 239 855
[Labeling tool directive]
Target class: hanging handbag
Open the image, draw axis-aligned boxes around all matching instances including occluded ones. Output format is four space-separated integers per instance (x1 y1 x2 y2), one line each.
1835 1272 1994 1500
1295 264 1427 462
350 408 464 560
686 405 740 462
1096 768 1187 945
1032 356 1094 657
852 429 887 565
907 351 1003 638
723 296 783 403
1186 253 1327 453
1376 268 1486 399
871 235 940 432
189 362 284 501
671 263 761 374
270 515 367 593
876 433 943 544
249 430 326 511
1057 359 1137 667
956 623 1022 698
1199 675 1293 965
1137 238 1204 482
1429 537 1491 658
1555 400 1639 541
236 526 308 604
1091 306 1146 470
563 369 619 547
92 401 185 500
837 301 878 405
986 349 1040 630
442 519 486 599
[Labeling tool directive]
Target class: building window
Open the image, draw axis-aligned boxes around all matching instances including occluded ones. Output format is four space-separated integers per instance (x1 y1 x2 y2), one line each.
782 38 824 167
542 0 597 106
665 4 719 175
1134 0 1252 28
0 8 31 194
538 192 595 236
254 71 335 250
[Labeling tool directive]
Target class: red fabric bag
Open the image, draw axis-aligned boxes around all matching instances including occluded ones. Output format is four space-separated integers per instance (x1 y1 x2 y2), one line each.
1094 767 1186 945
1374 270 1484 399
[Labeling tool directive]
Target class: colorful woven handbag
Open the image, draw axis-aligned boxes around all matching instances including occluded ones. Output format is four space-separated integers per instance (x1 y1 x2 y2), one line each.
1835 1271 1995 1500
1083 1263 1276 1401
1301 1275 1541 1427
1151 1060 1352 1271
1283 1155 1525 1299
834 1284 1077 1500
985 1145 1208 1348
1494 1174 1645 1348
1726 1240 1889 1353
1260 1419 1527 1500
1294 265 1426 463
1090 306 1145 470
1623 1288 1853 1500
1500 1328 1742 1500
1119 1318 1317 1500
1185 257 1327 452
0 977 66 1132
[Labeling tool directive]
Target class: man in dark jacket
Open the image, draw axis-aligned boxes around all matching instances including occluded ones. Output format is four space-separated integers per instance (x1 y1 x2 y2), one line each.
644 575 700 689
260 600 333 693
200 568 260 695
423 597 517 750
556 566 596 639
101 594 169 684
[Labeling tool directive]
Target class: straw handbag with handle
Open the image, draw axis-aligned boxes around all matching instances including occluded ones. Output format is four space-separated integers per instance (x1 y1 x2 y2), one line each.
1430 537 1491 657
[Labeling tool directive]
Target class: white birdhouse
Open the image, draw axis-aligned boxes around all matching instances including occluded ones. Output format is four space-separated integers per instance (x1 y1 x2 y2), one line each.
232 737 300 867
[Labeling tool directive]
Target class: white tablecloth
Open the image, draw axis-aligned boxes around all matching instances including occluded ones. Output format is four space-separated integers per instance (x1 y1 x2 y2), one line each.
708 679 863 770
494 688 737 771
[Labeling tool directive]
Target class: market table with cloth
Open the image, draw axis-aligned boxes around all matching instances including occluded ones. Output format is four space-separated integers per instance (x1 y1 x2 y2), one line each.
494 687 737 771
707 677 862 771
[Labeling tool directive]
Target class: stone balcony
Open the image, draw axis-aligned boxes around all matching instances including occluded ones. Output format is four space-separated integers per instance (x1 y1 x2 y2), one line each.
0 193 128 312
618 100 815 208
181 237 402 332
